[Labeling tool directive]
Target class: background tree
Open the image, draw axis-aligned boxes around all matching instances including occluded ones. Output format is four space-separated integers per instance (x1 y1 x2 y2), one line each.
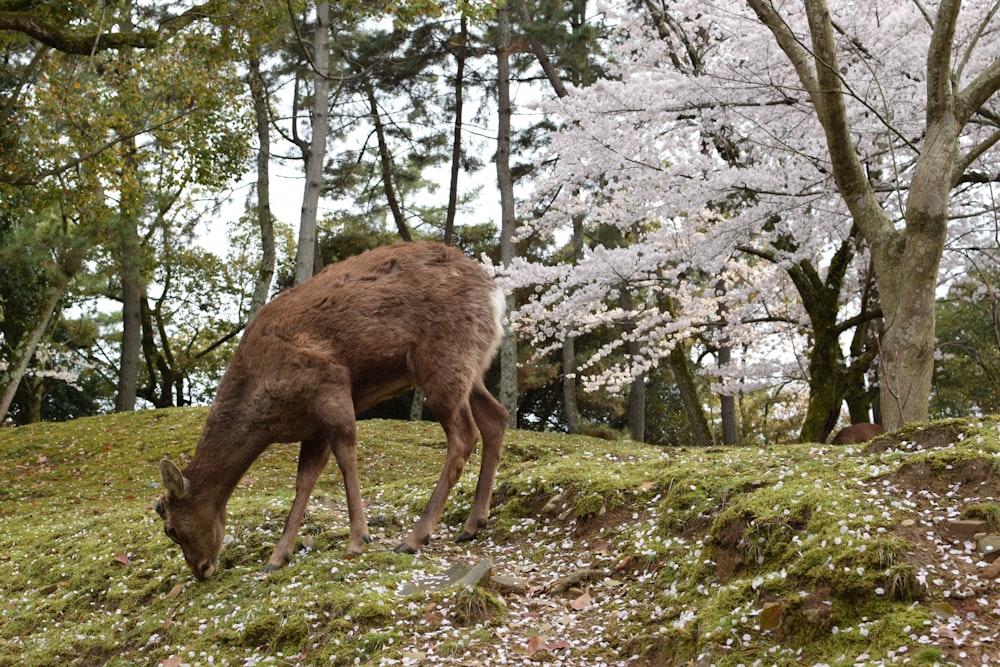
506 0 1000 441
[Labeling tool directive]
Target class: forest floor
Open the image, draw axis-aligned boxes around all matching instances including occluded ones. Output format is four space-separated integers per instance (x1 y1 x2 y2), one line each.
2 409 1000 666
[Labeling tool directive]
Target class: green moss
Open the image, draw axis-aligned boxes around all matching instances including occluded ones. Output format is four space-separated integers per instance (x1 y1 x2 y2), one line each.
963 501 1000 529
2 410 998 666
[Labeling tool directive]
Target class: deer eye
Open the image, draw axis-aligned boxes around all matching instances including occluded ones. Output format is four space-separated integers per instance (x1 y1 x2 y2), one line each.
155 498 166 518
164 526 180 543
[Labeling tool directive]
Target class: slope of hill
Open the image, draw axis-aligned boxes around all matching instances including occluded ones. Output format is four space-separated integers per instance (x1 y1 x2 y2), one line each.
2 409 1000 666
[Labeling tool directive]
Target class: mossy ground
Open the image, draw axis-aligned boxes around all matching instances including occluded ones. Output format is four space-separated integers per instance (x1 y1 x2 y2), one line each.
2 410 999 665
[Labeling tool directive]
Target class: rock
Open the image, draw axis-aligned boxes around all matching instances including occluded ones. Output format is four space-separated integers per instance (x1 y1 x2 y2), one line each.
490 575 527 595
978 536 1000 561
982 557 1000 580
398 558 493 596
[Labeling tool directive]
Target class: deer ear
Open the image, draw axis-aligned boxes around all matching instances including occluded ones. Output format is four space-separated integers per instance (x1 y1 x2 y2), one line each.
159 458 190 500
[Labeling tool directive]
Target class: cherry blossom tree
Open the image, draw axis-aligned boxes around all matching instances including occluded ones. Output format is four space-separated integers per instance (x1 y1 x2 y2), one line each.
505 0 1000 434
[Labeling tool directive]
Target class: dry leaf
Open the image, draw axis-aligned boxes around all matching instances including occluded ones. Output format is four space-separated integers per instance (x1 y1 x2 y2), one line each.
113 553 129 566
638 481 656 492
571 590 592 611
165 584 184 600
759 603 784 631
526 635 546 657
546 639 572 651
590 538 611 553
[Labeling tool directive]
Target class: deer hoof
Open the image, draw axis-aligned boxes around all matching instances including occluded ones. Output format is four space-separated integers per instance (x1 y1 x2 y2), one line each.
363 534 373 544
456 530 476 543
393 543 417 554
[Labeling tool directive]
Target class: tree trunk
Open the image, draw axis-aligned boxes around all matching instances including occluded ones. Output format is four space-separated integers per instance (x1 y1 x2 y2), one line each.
747 0 988 430
627 369 646 442
116 142 142 413
0 284 63 423
366 81 411 242
875 117 955 427
443 13 467 246
496 3 518 428
247 55 275 318
561 337 581 434
619 288 645 441
714 278 738 444
562 214 584 434
717 343 738 445
668 342 712 446
294 2 330 285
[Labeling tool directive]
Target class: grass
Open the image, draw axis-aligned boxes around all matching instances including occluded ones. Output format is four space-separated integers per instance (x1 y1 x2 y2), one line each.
2 409 1000 665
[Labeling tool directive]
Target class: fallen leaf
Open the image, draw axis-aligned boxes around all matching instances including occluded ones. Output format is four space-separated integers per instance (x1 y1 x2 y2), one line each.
113 553 129 566
526 635 546 657
590 538 611 553
546 639 572 651
165 584 184 600
638 481 656 492
759 603 784 631
161 657 183 667
571 590 592 611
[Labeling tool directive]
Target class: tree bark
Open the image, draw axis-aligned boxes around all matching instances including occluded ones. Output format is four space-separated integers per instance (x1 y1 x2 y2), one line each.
294 2 330 285
365 81 412 242
247 55 275 318
115 133 142 413
496 3 518 428
668 342 712 446
562 214 585 434
0 284 63 423
443 13 468 246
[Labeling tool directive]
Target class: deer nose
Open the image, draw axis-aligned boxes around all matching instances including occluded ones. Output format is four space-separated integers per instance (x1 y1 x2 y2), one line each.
194 560 218 580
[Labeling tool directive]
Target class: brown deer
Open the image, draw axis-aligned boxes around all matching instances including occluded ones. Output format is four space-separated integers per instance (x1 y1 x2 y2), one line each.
831 422 883 445
155 241 509 580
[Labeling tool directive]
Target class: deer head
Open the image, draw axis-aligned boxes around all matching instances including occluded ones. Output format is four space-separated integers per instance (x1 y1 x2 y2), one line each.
157 458 225 580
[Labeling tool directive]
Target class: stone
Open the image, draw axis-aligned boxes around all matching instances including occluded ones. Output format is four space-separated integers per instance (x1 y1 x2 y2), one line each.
977 535 1000 561
490 575 527 595
397 558 494 596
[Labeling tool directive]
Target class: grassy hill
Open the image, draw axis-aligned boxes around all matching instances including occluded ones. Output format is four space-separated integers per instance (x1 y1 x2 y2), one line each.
2 409 1000 666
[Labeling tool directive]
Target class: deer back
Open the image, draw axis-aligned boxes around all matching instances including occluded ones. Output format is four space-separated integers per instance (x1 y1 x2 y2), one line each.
212 241 503 431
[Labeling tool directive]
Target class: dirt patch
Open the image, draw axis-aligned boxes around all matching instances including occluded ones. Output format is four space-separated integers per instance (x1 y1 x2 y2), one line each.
885 457 1000 501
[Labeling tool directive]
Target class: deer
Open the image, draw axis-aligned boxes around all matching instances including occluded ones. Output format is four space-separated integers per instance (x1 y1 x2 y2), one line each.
830 422 883 445
155 241 509 580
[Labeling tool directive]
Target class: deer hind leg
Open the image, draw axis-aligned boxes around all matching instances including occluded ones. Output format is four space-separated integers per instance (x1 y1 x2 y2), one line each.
458 380 508 542
265 437 331 573
395 395 479 554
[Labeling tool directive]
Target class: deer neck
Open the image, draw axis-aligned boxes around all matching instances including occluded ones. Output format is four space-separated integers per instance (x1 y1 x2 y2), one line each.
183 415 267 513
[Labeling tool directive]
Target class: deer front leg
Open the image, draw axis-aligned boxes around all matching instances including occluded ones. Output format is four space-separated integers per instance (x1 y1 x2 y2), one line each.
265 437 330 573
330 427 372 555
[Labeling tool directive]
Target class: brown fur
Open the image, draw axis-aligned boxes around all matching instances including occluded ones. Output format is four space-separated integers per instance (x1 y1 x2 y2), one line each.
831 422 883 445
156 242 509 579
